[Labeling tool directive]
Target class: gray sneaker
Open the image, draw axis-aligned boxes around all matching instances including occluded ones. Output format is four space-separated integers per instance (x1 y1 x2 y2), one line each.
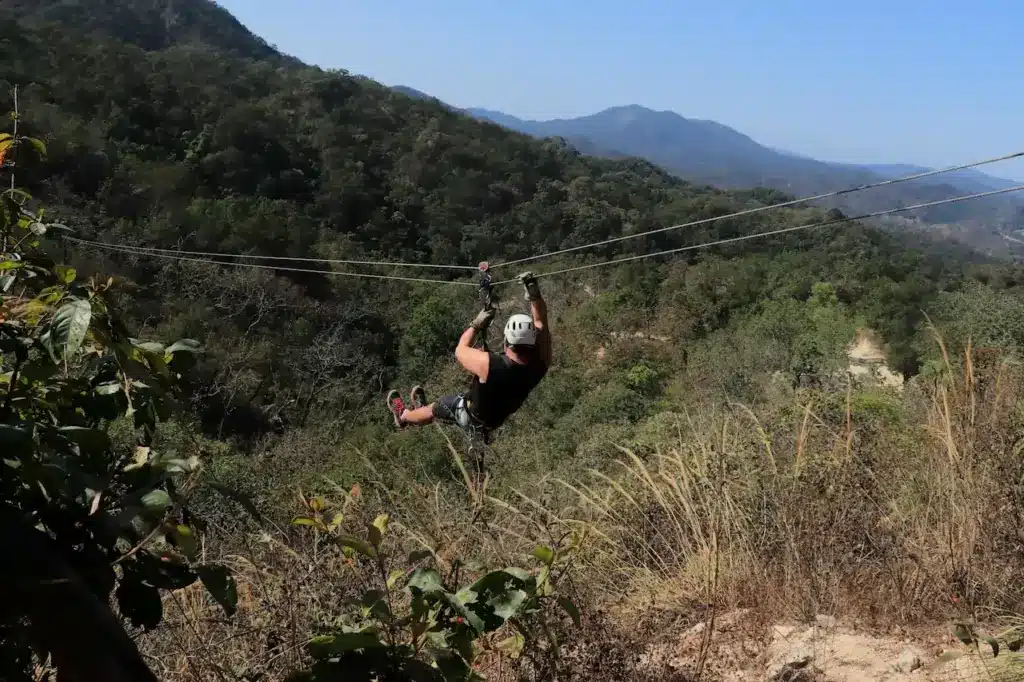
410 385 427 409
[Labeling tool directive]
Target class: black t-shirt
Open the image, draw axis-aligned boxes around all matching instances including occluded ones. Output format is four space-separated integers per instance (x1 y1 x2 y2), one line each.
468 353 548 429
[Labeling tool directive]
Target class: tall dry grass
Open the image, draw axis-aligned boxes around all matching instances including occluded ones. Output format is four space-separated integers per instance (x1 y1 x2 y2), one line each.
137 338 1024 680
554 335 1024 630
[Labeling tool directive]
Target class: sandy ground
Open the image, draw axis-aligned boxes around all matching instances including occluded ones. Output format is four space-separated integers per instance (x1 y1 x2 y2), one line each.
632 610 1020 681
847 330 904 389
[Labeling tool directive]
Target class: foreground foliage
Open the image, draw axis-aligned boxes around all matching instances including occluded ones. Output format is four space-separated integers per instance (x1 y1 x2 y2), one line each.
286 492 579 681
0 101 231 681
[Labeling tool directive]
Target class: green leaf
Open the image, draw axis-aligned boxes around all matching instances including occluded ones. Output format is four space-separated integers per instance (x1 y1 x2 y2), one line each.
94 381 123 396
976 629 1000 657
327 511 344 530
196 564 238 617
169 524 199 560
430 649 470 682
115 571 163 631
24 137 46 158
926 650 965 671
489 587 527 621
156 455 200 474
368 514 389 547
0 424 32 456
336 533 377 558
557 596 581 627
125 446 151 472
134 554 198 590
502 567 532 582
141 489 172 513
134 341 166 355
46 298 91 360
408 549 434 563
54 265 76 284
387 569 406 589
444 591 485 634
952 622 975 646
166 339 201 355
292 516 317 527
495 633 525 659
307 633 384 659
359 589 391 621
0 259 23 271
407 568 444 595
368 524 382 548
533 545 555 566
165 339 201 371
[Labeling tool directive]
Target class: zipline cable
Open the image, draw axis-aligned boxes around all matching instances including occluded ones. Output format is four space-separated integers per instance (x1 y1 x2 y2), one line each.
73 185 1024 288
490 150 1024 270
68 237 479 286
63 237 478 270
492 184 1024 284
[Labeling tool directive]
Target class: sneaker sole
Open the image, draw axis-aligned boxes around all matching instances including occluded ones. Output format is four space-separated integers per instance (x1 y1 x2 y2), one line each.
386 390 405 428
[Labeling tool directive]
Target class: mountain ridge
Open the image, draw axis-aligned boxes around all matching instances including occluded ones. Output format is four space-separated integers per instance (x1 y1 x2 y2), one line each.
466 104 1023 196
0 0 288 60
462 103 1024 253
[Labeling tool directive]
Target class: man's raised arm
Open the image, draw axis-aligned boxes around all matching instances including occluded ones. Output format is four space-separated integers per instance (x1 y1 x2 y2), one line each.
519 272 552 366
455 308 495 380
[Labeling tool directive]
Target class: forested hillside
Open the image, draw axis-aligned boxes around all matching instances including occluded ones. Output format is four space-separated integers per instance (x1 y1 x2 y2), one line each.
467 104 1024 253
7 2 1024 680
1 2 994 446
0 0 283 59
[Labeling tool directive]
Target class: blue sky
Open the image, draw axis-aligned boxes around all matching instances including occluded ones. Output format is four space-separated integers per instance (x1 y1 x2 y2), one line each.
218 0 1024 180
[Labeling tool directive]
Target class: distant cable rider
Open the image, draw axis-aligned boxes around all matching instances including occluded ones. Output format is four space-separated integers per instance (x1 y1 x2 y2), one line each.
387 272 550 438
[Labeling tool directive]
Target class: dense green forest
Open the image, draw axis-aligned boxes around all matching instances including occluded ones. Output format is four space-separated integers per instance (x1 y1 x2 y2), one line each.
0 1 1008 451
7 2 1024 680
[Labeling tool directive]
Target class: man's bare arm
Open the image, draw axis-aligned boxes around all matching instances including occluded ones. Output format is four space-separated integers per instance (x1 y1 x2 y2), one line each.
521 272 552 366
455 324 490 381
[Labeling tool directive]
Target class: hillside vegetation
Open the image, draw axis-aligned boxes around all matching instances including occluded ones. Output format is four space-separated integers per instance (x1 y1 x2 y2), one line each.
5 2 1024 681
467 104 1024 254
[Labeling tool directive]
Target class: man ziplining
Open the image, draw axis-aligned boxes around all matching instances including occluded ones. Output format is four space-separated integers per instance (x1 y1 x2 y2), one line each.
387 272 550 438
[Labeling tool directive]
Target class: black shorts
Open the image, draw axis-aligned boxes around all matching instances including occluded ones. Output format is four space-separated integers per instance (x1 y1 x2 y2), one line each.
433 394 475 430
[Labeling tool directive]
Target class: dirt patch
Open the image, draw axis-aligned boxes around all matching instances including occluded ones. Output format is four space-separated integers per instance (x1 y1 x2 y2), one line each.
847 329 904 389
848 330 887 363
625 610 1013 681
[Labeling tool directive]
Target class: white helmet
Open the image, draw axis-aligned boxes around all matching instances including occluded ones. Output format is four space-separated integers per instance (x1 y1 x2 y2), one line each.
504 314 537 346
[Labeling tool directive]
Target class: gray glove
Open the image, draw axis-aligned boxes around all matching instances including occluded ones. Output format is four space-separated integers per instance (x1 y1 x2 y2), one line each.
518 271 542 302
470 307 496 331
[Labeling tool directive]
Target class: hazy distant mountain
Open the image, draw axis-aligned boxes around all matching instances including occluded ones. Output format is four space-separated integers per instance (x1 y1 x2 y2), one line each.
857 164 1022 192
465 104 1024 248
